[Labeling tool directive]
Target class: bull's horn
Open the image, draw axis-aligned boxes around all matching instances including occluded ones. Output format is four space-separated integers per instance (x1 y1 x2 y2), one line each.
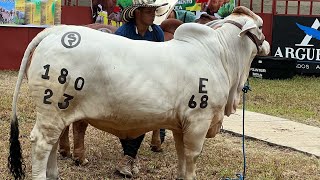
233 6 257 20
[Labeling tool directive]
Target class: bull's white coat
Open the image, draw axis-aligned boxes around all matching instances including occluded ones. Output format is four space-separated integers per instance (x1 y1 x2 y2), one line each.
29 24 230 137
9 6 270 180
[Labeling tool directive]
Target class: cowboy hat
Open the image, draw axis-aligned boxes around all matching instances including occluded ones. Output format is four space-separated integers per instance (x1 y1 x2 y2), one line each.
153 0 178 25
119 0 169 22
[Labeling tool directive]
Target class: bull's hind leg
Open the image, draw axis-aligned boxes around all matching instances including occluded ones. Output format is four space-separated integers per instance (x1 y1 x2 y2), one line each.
47 142 59 179
172 131 186 180
30 126 54 180
183 120 211 180
72 120 89 166
30 113 64 180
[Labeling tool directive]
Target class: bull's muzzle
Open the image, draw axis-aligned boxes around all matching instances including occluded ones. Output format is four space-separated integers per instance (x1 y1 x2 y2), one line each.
259 40 270 56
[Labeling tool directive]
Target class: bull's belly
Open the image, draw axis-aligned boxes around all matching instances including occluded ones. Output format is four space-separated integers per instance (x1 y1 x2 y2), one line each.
86 120 157 139
85 115 177 139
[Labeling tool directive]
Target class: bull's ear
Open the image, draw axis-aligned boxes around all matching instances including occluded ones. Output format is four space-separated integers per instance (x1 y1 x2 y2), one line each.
238 20 256 37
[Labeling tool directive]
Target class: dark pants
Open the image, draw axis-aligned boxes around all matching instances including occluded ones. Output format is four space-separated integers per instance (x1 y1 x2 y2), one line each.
120 129 166 158
120 134 145 158
160 129 166 143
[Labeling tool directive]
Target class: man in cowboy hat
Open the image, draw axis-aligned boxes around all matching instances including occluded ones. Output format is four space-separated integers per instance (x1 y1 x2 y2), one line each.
116 0 168 39
114 0 168 177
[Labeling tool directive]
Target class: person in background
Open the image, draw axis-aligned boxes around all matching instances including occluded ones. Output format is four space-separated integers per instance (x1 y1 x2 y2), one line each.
201 0 225 18
167 9 197 23
194 12 218 24
114 0 167 177
164 0 217 24
91 0 121 26
167 9 218 24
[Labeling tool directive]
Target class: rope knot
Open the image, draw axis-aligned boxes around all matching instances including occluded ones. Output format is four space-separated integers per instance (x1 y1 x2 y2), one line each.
242 81 251 93
222 173 244 180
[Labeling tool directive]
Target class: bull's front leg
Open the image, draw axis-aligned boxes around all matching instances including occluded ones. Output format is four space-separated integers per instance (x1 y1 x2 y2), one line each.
72 120 89 166
173 131 186 180
183 120 211 180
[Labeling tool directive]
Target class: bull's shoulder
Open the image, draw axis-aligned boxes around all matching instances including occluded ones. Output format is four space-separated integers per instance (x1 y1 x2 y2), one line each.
174 23 214 42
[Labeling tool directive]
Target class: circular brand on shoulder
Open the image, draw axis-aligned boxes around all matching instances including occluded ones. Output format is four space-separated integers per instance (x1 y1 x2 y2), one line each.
61 32 81 48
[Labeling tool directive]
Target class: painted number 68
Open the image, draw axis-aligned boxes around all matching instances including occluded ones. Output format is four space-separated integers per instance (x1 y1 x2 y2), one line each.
188 95 208 109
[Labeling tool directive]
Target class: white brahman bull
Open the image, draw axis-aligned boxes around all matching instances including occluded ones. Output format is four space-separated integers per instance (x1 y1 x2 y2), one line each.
8 6 269 180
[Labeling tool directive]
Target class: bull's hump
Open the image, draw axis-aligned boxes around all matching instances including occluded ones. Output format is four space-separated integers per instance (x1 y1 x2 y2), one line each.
174 23 214 42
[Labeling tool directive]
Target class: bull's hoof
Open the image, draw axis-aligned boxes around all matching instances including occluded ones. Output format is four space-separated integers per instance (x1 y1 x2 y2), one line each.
150 145 163 152
74 158 89 166
59 151 72 159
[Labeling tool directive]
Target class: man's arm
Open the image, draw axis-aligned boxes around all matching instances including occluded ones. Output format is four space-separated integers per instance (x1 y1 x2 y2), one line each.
115 26 126 36
153 25 165 42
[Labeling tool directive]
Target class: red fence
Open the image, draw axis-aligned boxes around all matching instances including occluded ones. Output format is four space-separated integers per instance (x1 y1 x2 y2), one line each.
238 0 320 15
1 0 320 70
273 0 320 16
0 5 92 70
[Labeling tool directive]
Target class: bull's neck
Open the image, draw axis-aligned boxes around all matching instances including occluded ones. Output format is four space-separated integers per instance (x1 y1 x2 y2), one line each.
213 24 257 86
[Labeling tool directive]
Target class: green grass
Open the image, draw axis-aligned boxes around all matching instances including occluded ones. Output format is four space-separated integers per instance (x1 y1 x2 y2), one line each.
243 76 320 127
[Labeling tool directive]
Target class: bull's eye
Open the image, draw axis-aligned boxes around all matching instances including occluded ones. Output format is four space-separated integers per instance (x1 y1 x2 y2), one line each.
259 26 263 29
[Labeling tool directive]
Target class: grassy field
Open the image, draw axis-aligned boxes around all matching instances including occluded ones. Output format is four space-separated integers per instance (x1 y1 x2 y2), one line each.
1 71 320 179
244 76 320 127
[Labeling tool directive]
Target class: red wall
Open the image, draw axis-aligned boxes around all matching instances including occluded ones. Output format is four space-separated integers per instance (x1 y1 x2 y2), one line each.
61 6 92 25
0 6 92 70
0 27 42 70
257 13 273 49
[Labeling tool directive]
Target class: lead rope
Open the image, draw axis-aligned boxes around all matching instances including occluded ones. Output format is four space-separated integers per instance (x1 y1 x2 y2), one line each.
223 80 251 180
241 80 251 179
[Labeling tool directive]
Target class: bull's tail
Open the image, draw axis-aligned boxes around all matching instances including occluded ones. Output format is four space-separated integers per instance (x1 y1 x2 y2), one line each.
8 27 55 179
